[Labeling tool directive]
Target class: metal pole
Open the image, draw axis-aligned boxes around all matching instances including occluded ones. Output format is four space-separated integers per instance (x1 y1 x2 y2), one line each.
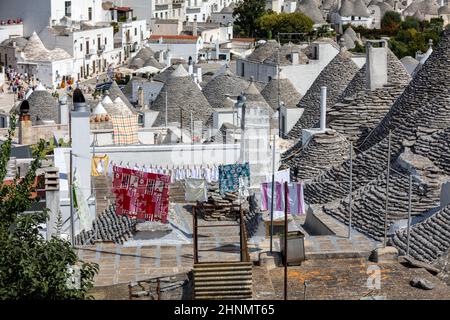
283 181 288 301
348 142 353 239
193 206 198 264
180 108 183 143
277 33 281 137
165 91 168 128
69 150 75 247
383 132 392 247
406 174 412 256
269 134 276 253
190 111 193 145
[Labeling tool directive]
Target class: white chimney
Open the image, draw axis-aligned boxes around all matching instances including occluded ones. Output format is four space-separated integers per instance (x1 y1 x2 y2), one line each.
70 89 91 204
166 50 172 66
188 63 194 75
196 67 202 83
193 19 198 36
291 52 299 65
320 86 327 131
58 95 69 125
366 40 388 90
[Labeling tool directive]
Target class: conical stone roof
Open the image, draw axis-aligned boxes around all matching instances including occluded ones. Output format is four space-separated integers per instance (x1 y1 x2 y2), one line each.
286 49 360 140
150 64 214 128
202 67 250 109
27 86 59 124
301 30 450 247
260 76 302 111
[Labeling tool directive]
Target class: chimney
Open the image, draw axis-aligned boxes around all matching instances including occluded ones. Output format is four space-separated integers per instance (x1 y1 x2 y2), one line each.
291 52 299 65
70 89 91 204
320 86 327 131
18 100 32 145
366 40 388 90
58 94 69 125
44 167 60 240
193 18 198 36
158 50 165 63
165 49 172 66
196 67 202 83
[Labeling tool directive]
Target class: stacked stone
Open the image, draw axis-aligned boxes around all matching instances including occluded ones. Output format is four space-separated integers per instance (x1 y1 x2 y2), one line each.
75 204 136 245
328 85 406 145
297 31 450 262
282 130 353 181
413 127 450 174
391 204 450 264
360 32 450 151
245 195 261 238
196 184 250 221
286 49 360 140
195 184 260 237
322 163 444 241
327 49 411 146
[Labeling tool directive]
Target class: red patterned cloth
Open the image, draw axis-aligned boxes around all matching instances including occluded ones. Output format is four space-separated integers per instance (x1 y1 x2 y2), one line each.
112 166 170 223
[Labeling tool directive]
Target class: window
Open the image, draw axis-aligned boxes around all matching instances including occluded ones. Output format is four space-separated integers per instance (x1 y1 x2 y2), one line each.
98 37 101 50
80 43 83 52
105 37 107 45
134 28 137 36
65 1 72 17
88 7 92 20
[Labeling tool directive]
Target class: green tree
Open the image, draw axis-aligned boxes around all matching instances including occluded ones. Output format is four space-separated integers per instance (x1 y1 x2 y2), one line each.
0 114 98 299
381 11 401 34
233 0 267 37
401 16 420 31
256 12 314 39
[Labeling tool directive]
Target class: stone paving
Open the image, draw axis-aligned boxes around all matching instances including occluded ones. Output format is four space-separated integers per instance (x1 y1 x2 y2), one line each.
254 258 450 300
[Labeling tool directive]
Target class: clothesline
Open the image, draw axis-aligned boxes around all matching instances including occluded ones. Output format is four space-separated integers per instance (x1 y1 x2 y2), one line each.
107 162 221 183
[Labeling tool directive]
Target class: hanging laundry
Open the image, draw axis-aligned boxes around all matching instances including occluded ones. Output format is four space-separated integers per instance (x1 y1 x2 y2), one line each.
260 181 285 219
107 160 114 177
111 114 139 145
73 171 92 231
112 166 171 223
185 178 208 202
287 183 306 216
91 155 109 176
218 162 250 194
265 168 290 184
260 182 306 218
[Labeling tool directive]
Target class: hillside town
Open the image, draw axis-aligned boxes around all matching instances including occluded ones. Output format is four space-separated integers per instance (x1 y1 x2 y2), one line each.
2 0 450 302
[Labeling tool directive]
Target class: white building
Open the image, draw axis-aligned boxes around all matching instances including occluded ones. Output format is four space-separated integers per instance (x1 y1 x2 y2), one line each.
114 19 149 58
0 20 24 43
331 0 373 29
0 0 106 37
185 0 234 22
39 23 119 81
147 34 203 63
236 40 340 95
211 2 236 24
110 0 187 23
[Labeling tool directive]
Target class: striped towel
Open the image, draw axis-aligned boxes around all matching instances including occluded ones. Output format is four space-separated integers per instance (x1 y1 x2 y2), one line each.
260 182 305 218
111 114 138 145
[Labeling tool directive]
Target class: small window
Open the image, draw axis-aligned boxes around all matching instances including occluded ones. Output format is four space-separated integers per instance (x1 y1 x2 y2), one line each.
135 28 137 36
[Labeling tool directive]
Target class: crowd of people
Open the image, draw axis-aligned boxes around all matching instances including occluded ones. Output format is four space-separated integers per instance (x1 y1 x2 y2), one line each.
4 67 38 100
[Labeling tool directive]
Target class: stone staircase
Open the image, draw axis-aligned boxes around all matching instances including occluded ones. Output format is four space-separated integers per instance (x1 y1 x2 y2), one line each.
193 262 253 300
94 176 115 216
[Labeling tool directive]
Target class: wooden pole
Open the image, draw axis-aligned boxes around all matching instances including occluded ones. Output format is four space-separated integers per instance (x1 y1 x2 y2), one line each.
284 181 288 301
193 206 198 264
